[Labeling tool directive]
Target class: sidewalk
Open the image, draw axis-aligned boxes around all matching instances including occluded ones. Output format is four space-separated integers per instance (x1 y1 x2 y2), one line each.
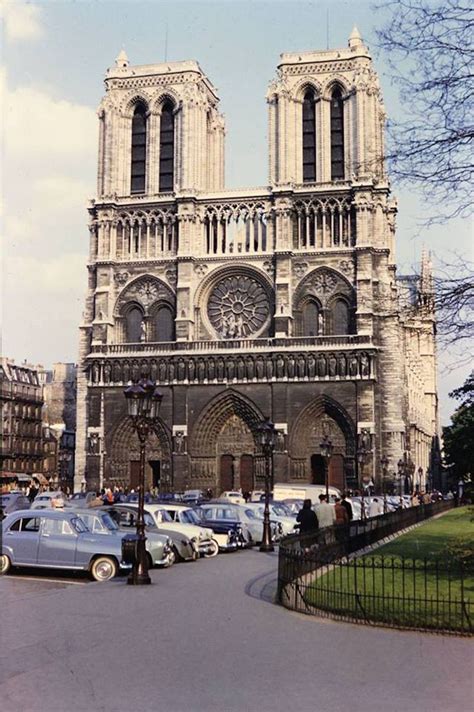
1 549 472 712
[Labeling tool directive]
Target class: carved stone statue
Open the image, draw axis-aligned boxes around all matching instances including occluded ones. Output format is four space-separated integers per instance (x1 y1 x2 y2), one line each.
307 354 316 379
217 358 225 380
317 354 327 377
113 361 122 383
349 355 359 377
207 358 215 381
168 360 175 381
337 354 346 377
197 359 206 382
276 355 285 378
103 363 111 384
123 361 130 383
287 355 295 378
237 358 245 380
177 359 186 381
328 354 337 377
159 360 167 382
256 358 264 380
266 357 273 380
188 358 195 382
226 357 235 381
298 355 306 378
174 431 185 454
360 353 370 377
246 357 254 380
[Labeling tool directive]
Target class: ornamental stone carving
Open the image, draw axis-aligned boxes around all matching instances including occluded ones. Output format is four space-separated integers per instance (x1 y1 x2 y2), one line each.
207 275 270 338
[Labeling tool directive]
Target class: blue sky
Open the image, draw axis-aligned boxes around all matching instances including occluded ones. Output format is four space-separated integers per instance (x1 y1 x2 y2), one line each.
2 0 472 424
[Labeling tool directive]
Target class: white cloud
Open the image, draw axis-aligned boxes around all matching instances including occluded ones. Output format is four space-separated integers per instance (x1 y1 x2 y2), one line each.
2 1 43 41
4 82 97 161
4 253 86 295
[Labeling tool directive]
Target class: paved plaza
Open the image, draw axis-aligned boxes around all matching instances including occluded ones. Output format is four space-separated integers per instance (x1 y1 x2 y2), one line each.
1 550 472 712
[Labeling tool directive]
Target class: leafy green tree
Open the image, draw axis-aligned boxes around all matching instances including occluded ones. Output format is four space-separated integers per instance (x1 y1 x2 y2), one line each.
443 372 474 482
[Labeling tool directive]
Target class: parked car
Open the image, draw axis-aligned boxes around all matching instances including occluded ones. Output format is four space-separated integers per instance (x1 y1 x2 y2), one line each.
158 504 220 556
243 502 297 538
0 492 31 519
197 502 279 544
31 491 66 509
219 491 246 505
111 504 199 562
128 503 217 558
0 509 131 581
280 498 305 515
181 489 207 505
79 508 175 568
66 492 97 508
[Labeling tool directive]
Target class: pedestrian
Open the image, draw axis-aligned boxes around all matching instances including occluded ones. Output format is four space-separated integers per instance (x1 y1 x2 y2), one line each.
334 497 349 525
296 499 319 534
368 497 383 518
27 479 39 503
315 494 336 528
340 493 353 522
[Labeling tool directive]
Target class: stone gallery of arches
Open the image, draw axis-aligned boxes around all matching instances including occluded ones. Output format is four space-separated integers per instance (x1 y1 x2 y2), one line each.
75 31 440 496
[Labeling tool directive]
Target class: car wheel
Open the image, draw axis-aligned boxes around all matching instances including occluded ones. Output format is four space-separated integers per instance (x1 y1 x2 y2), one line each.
203 539 219 558
0 554 11 575
163 549 176 567
172 545 184 563
90 556 117 582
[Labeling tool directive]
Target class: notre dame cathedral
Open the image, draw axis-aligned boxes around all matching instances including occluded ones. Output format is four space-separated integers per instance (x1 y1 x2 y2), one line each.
75 28 440 496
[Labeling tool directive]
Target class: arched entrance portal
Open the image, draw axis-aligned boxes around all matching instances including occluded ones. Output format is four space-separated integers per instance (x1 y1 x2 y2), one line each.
217 415 255 494
107 416 172 491
189 390 264 494
290 396 355 490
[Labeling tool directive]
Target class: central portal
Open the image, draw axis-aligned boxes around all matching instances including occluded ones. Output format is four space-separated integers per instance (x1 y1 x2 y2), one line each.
216 414 255 494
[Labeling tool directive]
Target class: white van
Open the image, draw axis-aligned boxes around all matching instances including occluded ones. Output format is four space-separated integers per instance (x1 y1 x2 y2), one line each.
273 483 341 504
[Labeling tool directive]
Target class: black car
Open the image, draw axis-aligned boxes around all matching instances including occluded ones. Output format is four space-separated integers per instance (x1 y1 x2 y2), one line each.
193 506 252 550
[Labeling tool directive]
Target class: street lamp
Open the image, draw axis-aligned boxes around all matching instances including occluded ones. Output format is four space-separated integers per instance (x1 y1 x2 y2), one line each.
320 435 333 502
417 466 423 493
380 456 389 514
255 417 277 553
397 458 405 507
358 450 367 519
124 378 163 585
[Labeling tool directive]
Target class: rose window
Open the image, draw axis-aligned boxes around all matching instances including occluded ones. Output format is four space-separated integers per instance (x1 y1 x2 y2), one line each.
207 275 270 338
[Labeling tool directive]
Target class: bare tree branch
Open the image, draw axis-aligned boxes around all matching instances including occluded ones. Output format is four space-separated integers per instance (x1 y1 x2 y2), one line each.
375 0 474 223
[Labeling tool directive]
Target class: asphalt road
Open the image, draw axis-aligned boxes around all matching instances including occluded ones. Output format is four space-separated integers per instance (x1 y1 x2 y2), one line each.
1 549 472 712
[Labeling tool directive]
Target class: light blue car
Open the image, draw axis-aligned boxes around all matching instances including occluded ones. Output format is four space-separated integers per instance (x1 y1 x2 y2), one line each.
0 509 131 581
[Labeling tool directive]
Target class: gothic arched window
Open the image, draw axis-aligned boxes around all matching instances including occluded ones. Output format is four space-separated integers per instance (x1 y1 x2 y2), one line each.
302 90 316 182
153 305 174 342
131 104 147 194
125 306 143 343
302 300 321 336
159 101 175 192
330 298 350 335
330 87 344 180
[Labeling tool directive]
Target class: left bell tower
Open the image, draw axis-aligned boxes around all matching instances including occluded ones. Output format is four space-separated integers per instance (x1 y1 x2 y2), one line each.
97 49 225 198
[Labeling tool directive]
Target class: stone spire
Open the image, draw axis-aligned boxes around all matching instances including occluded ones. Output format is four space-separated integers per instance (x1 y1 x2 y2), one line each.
348 26 363 50
115 48 129 69
420 247 434 295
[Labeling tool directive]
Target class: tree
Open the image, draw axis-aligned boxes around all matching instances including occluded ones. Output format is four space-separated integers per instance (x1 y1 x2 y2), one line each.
434 257 474 354
442 372 474 482
376 0 474 222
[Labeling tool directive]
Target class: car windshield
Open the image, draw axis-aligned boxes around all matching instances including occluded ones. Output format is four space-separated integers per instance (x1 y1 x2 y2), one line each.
100 513 119 531
244 509 259 519
153 509 173 523
71 516 89 533
271 504 291 516
180 510 200 525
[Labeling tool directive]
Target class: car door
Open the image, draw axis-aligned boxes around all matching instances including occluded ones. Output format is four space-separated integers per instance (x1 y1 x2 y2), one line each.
4 515 41 564
37 515 78 567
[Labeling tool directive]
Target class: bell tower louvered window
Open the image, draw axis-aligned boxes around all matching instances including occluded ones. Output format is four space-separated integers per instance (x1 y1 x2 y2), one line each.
131 104 147 194
302 90 316 183
330 88 344 180
159 102 175 192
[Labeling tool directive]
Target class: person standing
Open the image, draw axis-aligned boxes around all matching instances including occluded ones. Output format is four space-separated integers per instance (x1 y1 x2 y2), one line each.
316 494 336 528
340 493 353 522
296 499 319 534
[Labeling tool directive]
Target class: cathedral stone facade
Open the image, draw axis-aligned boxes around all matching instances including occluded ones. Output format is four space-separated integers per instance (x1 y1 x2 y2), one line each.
75 30 439 495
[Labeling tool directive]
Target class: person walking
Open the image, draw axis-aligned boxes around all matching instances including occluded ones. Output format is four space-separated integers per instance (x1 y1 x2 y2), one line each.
296 499 319 534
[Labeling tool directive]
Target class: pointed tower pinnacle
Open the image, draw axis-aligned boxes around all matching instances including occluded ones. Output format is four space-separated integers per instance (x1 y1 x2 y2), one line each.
348 26 363 50
115 48 129 69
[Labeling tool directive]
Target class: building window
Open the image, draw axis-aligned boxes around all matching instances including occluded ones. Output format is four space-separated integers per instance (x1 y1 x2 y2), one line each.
302 90 316 182
331 298 350 334
131 104 147 194
125 306 143 343
302 300 321 336
153 305 174 342
159 102 175 192
330 87 344 180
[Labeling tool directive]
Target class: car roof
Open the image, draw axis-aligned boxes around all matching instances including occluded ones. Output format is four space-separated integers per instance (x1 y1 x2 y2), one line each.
4 508 76 520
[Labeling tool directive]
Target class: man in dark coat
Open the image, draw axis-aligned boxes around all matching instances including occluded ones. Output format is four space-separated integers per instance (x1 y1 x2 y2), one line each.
340 493 353 522
296 499 319 533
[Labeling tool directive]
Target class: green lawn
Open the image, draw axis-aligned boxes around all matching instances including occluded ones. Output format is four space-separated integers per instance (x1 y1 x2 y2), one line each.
304 507 474 632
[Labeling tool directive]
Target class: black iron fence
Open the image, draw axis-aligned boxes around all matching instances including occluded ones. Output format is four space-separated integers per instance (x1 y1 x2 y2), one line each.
277 501 473 634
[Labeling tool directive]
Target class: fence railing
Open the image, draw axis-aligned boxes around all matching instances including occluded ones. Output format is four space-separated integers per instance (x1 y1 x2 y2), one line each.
277 501 473 634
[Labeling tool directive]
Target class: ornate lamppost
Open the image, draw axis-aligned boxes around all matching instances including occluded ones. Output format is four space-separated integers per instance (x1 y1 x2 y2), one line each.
124 378 163 585
255 417 277 553
320 435 333 502
417 466 423 494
